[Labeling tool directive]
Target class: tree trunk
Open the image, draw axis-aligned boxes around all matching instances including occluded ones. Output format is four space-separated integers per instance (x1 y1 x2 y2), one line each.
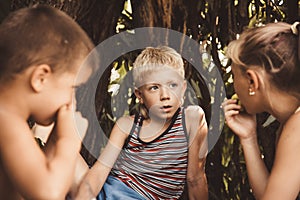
286 0 299 23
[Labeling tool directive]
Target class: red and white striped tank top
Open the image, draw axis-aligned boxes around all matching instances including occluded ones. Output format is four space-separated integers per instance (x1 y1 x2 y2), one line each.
110 107 189 199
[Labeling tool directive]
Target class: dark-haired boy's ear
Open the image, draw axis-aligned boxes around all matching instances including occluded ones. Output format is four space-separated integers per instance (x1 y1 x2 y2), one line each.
134 88 143 104
246 69 259 92
30 64 52 92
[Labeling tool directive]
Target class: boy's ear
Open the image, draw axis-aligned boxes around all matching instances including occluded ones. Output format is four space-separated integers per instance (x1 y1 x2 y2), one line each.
30 64 52 92
182 80 187 94
134 88 143 104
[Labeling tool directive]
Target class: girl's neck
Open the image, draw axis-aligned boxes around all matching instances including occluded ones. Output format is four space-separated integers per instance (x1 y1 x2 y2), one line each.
267 92 300 124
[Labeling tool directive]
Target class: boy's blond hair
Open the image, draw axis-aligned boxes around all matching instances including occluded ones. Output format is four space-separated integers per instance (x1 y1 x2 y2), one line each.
132 46 185 118
133 46 184 87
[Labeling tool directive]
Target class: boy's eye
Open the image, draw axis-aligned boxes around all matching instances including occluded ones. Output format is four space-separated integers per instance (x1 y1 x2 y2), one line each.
169 83 178 88
149 85 159 91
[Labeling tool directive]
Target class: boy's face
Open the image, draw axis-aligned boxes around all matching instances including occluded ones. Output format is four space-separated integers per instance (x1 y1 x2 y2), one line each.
135 66 186 121
35 67 90 126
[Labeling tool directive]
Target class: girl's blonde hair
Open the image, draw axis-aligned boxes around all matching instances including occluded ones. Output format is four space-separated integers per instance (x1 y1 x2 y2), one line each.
227 22 300 99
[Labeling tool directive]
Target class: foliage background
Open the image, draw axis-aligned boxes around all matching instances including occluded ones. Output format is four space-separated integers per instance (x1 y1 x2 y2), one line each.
2 0 300 199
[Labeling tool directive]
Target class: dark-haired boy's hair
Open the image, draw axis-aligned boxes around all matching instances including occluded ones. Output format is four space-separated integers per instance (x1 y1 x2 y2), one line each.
0 5 94 83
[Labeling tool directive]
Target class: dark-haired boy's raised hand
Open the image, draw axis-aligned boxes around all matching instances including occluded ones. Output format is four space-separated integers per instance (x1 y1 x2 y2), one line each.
44 104 88 159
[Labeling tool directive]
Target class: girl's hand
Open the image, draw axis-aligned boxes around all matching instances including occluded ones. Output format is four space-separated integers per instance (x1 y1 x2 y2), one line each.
222 99 257 141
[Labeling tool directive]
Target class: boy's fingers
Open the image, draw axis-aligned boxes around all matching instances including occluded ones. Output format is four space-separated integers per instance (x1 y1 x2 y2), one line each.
55 105 77 136
73 112 88 139
56 104 72 118
55 105 87 141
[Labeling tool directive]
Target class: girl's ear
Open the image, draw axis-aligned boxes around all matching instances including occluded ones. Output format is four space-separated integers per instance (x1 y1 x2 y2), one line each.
30 64 52 92
134 88 143 104
246 69 260 92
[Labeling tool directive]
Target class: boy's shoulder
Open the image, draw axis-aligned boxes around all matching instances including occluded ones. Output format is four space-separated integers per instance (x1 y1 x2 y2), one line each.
0 109 28 135
0 110 32 150
184 105 207 135
0 110 35 189
116 115 135 124
113 115 135 134
184 105 205 120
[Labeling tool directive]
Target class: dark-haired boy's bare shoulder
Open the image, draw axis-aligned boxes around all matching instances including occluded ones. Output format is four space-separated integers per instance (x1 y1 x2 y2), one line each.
0 165 23 200
0 110 33 156
0 111 33 199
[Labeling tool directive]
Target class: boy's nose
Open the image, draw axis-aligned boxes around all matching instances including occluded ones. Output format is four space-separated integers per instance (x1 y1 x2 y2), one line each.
160 87 170 101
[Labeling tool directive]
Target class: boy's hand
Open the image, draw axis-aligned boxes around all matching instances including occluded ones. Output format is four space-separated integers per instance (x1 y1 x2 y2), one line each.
45 105 88 157
55 105 88 141
55 105 75 138
73 110 88 140
72 181 96 200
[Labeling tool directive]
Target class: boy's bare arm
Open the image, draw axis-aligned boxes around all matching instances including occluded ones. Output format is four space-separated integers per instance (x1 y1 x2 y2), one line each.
74 116 132 199
43 111 87 159
69 153 90 197
185 106 208 200
32 121 89 197
0 105 83 199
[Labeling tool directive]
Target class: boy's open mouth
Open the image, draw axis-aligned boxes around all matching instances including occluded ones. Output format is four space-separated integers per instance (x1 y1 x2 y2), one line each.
160 105 173 113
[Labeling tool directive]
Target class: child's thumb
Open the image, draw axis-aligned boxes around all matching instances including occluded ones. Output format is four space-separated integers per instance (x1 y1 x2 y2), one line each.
73 111 88 140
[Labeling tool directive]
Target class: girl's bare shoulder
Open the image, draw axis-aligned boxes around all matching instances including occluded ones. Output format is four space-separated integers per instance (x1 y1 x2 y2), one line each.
283 110 300 135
